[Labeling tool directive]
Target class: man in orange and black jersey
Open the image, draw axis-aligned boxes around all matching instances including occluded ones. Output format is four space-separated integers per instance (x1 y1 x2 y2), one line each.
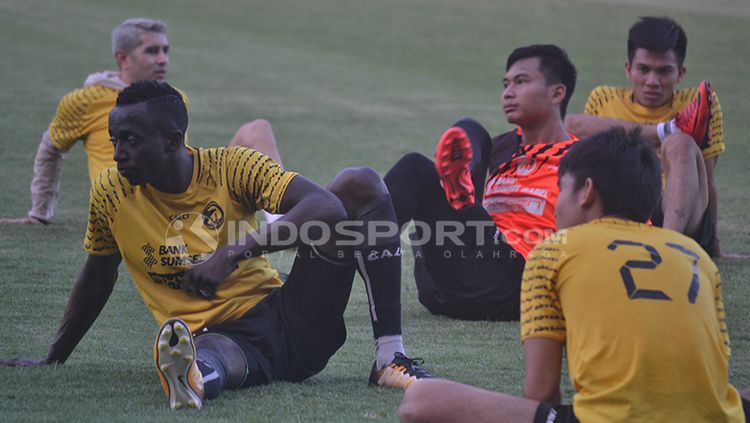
1 81 432 410
399 128 748 423
384 44 578 321
0 18 282 225
565 17 723 257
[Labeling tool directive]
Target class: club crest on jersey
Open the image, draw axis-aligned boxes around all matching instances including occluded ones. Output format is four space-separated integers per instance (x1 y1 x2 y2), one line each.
515 155 539 176
202 201 225 230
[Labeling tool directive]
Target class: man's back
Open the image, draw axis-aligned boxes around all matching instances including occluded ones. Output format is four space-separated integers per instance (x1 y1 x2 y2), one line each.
521 218 744 422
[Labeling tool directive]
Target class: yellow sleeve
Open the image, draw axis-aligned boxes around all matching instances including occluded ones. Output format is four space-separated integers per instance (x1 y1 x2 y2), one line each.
583 86 607 116
83 169 120 255
48 85 114 152
712 269 731 356
520 233 566 343
224 147 297 213
702 90 724 159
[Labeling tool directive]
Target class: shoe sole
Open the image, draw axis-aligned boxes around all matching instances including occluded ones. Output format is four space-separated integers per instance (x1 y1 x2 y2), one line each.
370 364 417 390
435 127 474 210
155 321 203 410
691 81 712 147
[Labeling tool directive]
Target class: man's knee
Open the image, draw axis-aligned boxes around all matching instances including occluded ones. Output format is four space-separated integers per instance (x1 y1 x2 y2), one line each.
399 380 437 423
232 119 275 147
327 167 387 213
661 133 702 163
385 153 433 186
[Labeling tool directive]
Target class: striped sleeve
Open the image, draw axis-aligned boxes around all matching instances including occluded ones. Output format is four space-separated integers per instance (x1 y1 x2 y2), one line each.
583 86 612 116
224 147 297 213
712 269 731 356
704 90 725 159
48 85 114 152
84 168 129 255
520 233 566 343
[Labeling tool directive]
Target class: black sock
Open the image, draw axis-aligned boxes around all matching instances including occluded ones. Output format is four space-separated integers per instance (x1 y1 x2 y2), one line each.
353 194 403 338
196 349 228 400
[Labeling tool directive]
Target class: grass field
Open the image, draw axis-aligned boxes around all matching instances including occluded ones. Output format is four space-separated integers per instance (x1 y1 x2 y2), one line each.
0 0 748 421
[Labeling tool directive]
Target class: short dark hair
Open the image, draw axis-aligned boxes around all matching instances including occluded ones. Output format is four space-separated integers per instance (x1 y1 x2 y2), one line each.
116 80 188 134
628 16 687 66
558 127 661 223
506 44 577 118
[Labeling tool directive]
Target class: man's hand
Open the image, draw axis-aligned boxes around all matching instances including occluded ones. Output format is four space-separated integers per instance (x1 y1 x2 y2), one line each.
181 246 239 299
0 358 47 367
0 216 44 225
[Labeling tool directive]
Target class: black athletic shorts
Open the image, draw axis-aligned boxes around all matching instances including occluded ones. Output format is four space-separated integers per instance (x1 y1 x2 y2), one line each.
197 244 356 387
535 399 750 422
412 234 525 321
651 203 716 257
533 403 578 423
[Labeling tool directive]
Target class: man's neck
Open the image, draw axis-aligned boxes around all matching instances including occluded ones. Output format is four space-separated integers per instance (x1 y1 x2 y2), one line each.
150 149 193 194
520 118 569 145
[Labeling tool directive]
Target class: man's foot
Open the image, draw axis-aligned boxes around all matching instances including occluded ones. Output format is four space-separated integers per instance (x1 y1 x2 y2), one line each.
154 319 205 410
435 127 475 210
369 352 433 390
674 80 712 149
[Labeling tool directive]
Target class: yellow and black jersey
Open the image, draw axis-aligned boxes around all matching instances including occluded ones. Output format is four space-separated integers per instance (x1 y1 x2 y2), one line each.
84 146 297 331
520 218 743 422
49 85 120 182
48 82 189 183
584 85 724 159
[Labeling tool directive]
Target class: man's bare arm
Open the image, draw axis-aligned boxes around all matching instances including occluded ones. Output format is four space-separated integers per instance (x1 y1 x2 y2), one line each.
522 337 564 404
565 113 660 148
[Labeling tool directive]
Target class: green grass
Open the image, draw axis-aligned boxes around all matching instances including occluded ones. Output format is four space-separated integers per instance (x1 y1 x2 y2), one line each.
0 0 748 421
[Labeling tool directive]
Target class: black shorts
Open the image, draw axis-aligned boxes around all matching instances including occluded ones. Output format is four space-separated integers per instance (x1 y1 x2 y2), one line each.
534 403 578 423
652 203 716 257
535 399 749 422
197 244 356 387
411 232 525 321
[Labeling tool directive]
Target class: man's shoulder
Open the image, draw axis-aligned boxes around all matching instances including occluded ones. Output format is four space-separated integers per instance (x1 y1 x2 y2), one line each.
58 81 120 111
90 167 136 208
586 86 630 103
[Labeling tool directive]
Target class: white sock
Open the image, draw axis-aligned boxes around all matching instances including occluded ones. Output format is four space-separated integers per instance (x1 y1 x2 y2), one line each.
376 335 405 369
657 120 682 143
262 210 283 223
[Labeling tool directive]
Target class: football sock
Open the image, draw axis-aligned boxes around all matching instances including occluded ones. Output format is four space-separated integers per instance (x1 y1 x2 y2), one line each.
657 120 681 143
196 349 227 400
375 335 405 369
262 210 283 224
353 194 403 339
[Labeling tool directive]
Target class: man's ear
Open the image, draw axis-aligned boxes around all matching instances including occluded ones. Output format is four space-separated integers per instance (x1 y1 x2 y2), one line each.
677 65 687 84
579 177 597 208
165 130 184 151
550 83 566 107
114 49 129 70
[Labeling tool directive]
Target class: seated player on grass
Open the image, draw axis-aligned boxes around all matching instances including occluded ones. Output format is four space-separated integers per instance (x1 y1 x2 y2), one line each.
385 44 578 321
565 16 723 257
398 127 749 423
0 17 283 226
0 81 431 410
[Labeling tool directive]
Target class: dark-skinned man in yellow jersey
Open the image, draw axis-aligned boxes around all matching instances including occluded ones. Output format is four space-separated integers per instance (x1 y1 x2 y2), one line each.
1 81 432 410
